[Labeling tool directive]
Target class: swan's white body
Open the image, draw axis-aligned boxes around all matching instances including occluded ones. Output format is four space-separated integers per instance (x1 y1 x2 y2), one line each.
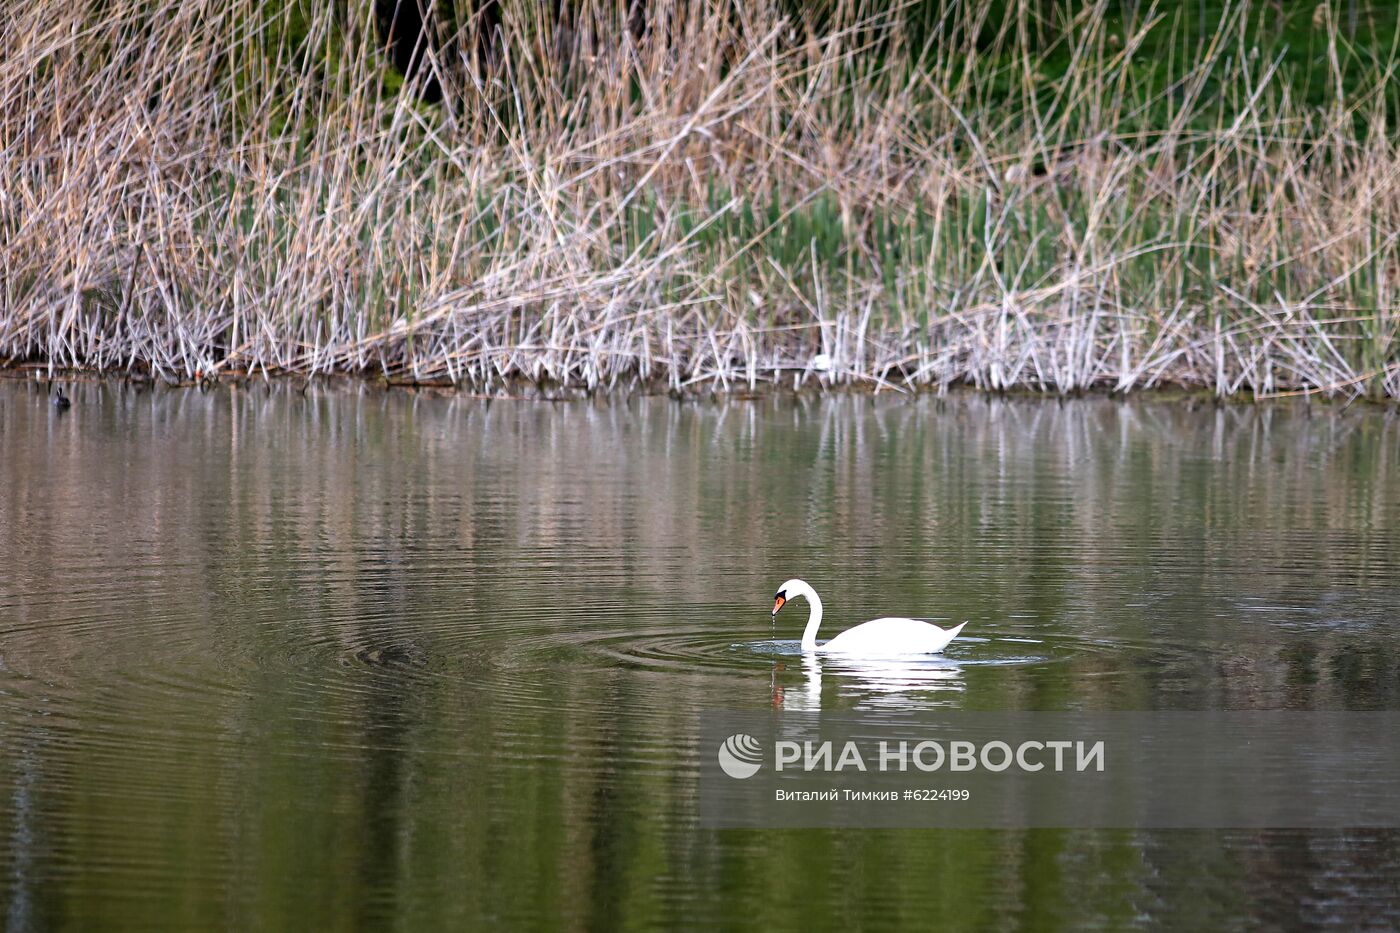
773 579 965 656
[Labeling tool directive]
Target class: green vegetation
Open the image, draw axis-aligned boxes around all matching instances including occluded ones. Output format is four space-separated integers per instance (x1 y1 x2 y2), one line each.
1 0 1398 397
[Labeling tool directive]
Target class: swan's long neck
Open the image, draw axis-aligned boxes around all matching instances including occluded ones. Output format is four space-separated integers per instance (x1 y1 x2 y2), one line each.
796 582 824 651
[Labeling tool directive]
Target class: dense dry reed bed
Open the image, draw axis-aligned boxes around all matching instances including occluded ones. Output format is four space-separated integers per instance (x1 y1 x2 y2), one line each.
2 0 1398 398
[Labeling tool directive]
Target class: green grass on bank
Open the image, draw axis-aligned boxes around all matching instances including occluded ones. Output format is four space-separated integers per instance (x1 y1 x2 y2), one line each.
2 0 1398 398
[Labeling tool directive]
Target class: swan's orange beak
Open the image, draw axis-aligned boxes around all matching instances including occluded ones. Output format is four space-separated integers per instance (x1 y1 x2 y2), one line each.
772 595 786 616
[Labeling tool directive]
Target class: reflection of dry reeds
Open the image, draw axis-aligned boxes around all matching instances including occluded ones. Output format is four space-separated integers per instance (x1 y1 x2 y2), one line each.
1 1 1397 398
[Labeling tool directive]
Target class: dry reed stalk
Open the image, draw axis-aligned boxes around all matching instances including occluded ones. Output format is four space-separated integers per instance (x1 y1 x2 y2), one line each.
0 0 1397 399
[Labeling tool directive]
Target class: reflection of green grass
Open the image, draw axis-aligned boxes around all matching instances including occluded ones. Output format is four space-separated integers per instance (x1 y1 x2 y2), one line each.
11 385 1398 926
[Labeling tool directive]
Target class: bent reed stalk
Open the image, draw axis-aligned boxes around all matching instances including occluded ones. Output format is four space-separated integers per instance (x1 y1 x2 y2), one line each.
2 0 1398 399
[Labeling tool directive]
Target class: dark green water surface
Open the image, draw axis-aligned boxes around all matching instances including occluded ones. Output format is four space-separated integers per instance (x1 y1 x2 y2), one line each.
2 381 1399 929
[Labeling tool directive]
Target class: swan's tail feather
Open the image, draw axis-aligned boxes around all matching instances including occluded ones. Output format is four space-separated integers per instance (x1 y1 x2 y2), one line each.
936 621 968 652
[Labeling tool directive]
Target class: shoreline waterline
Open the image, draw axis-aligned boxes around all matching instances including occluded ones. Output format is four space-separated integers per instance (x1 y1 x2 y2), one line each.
7 363 1400 408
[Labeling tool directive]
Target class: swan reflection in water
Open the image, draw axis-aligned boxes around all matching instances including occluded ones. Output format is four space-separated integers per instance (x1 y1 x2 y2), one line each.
771 652 965 710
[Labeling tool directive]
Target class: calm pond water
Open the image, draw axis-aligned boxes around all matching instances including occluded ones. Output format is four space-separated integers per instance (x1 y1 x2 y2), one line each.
2 380 1399 928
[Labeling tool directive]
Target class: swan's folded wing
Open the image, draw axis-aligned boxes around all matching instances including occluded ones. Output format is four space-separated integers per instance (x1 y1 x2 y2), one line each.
821 617 963 655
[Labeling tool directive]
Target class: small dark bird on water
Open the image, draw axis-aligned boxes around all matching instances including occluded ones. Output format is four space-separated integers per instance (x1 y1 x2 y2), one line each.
52 388 70 410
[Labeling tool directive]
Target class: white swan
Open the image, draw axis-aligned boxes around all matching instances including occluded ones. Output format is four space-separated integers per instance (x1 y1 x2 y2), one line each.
772 578 966 656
